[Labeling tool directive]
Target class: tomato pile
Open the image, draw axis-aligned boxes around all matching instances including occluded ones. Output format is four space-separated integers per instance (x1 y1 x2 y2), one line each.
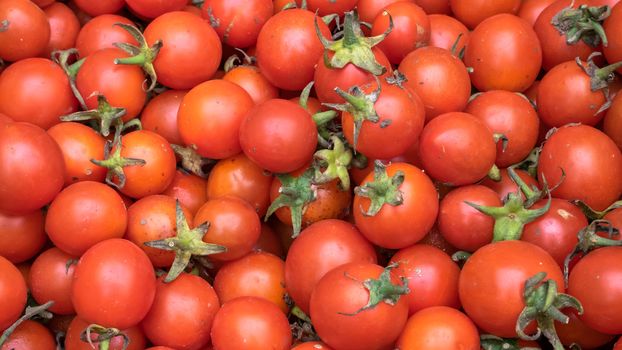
2 0 622 349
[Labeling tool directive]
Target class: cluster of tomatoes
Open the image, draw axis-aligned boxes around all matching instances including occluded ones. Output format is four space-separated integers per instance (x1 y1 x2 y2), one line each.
2 0 622 349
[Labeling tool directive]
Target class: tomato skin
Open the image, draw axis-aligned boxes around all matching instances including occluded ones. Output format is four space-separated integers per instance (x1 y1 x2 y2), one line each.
141 90 186 145
144 11 222 90
556 309 615 349
284 219 377 314
398 46 471 122
537 124 622 211
357 0 416 24
0 58 78 129
604 92 622 150
178 79 254 159
141 274 220 350
75 14 138 58
71 238 157 329
0 320 56 350
223 65 279 105
0 256 27 331
65 316 147 350
255 9 332 91
414 0 451 14
604 2 622 73
390 245 461 315
43 2 80 57
428 14 470 53
253 224 285 258
201 0 273 48
211 296 292 350
29 248 76 315
0 122 65 214
291 342 333 350
72 0 124 16
480 168 540 202
450 0 521 29
125 0 187 19
459 240 565 338
464 14 542 92
395 306 480 350
518 0 557 27
309 262 409 350
0 209 46 264
0 0 50 62
306 0 358 15
239 99 317 173
162 170 208 216
354 163 439 249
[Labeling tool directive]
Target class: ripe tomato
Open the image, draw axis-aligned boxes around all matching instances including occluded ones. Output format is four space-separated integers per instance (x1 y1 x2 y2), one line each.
29 248 77 315
556 309 615 349
162 170 208 216
0 209 45 264
309 262 409 350
0 0 50 61
144 11 222 90
0 255 27 331
0 122 64 214
357 0 416 24
604 2 622 73
480 168 540 202
125 0 186 19
71 238 156 329
395 306 480 350
43 2 80 57
253 224 285 258
450 0 521 29
428 14 470 53
604 92 622 149
459 240 564 337
464 14 542 92
239 99 317 173
75 14 138 58
414 0 452 14
178 79 254 159
306 0 358 15
518 0 557 27
45 181 128 256
223 64 279 105
537 124 622 211
0 58 78 129
72 0 125 16
284 219 377 314
141 90 186 145
211 297 292 350
0 320 56 350
291 342 333 350
418 112 497 186
141 273 220 350
64 316 147 350
201 0 273 48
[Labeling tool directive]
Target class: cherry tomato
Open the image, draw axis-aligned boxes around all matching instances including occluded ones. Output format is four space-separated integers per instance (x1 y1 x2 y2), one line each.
223 64 279 105
0 255 27 331
125 0 186 19
201 0 273 48
518 0 557 27
162 170 208 216
450 0 521 29
72 0 124 16
64 316 147 350
291 342 333 350
604 2 622 73
75 14 138 58
0 209 46 264
414 0 451 14
141 90 186 145
428 14 470 53
480 168 540 202
43 2 80 57
29 248 77 315
357 0 416 24
556 309 615 349
1 320 55 350
253 224 285 258
0 0 50 61
604 92 622 150
306 0 358 15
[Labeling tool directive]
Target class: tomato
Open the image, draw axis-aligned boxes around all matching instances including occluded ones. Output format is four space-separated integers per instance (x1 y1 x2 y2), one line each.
223 64 279 105
0 255 27 331
309 262 409 350
1 320 56 350
438 185 501 252
418 112 497 186
43 2 80 57
480 168 540 202
395 306 480 350
604 92 622 150
141 90 186 145
556 309 615 349
568 247 622 334
178 79 254 159
465 90 540 167
518 0 557 27
459 240 565 337
239 99 317 173
255 8 332 90
0 209 45 264
253 224 285 257
72 0 124 16
398 46 471 122
194 196 261 261
354 162 439 249
428 14 470 53
31 0 54 7
0 58 78 129
201 0 273 48
414 0 451 14
141 273 220 350
0 0 50 61
75 14 138 58
47 122 107 186
306 0 358 15
71 238 156 329
211 296 292 350
29 247 77 315
357 0 416 24
126 195 194 267
162 170 208 216
126 0 186 19
371 2 430 65
291 342 333 350
65 316 147 350
143 11 221 90
390 245 460 315
450 0 521 29
45 181 127 256
0 122 64 214
537 124 622 211
207 153 273 216
464 14 542 92
604 2 622 73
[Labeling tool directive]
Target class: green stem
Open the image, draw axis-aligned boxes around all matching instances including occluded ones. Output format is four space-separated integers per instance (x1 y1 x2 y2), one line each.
354 160 404 216
0 301 54 347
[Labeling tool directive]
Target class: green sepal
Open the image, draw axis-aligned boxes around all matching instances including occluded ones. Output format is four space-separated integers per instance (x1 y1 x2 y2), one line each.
60 94 126 137
571 199 622 220
52 48 88 110
354 160 404 217
170 144 214 178
313 135 353 190
576 52 622 114
90 129 145 190
551 2 610 47
113 22 161 92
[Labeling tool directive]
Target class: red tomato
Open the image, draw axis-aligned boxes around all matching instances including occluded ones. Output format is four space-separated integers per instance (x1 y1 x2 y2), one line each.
201 0 273 48
605 92 622 150
253 224 285 257
43 2 80 57
162 170 208 216
0 256 27 331
0 209 46 264
428 14 470 53
450 0 521 29
0 58 78 129
464 14 542 92
604 2 622 73
64 316 147 350
537 124 622 211
556 309 615 349
141 273 220 350
29 248 77 315
291 342 333 350
178 79 254 159
125 0 187 19
1 320 56 350
284 219 378 314
357 0 416 24
75 14 138 58
414 0 451 14
210 297 292 350
480 168 540 202
223 65 279 105
72 0 124 16
395 306 480 350
71 238 156 329
518 0 557 27
306 0 358 15
0 122 64 214
0 0 50 61
141 90 186 145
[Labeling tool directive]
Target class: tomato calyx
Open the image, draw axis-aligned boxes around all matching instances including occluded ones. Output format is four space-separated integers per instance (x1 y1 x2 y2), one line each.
339 263 409 316
91 130 146 189
0 301 54 347
61 94 126 137
572 198 622 220
53 48 88 110
144 200 226 283
313 135 353 190
577 53 622 114
80 324 129 350
551 2 610 47
516 272 583 350
354 160 404 216
384 70 407 89
265 167 317 237
223 49 255 73
113 23 162 92
314 10 392 76
299 82 338 145
170 144 214 178
480 334 539 350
